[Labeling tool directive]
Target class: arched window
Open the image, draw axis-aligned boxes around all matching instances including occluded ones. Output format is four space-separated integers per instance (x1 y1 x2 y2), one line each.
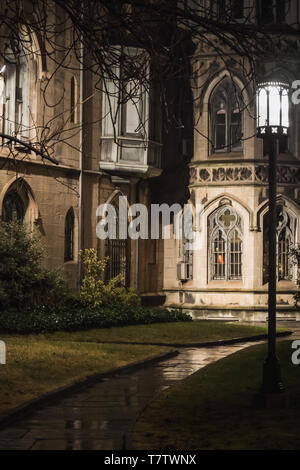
64 208 74 262
2 190 25 222
263 205 295 283
212 229 226 280
105 196 129 285
178 206 193 281
229 229 242 279
210 78 243 153
70 76 76 123
3 33 30 139
208 205 243 280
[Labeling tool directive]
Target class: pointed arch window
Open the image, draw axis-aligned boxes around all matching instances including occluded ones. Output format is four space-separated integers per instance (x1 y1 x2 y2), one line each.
179 206 193 280
2 190 25 222
64 208 74 262
229 229 242 279
212 229 226 279
209 205 243 280
263 205 295 283
210 78 243 153
104 196 129 285
278 227 291 280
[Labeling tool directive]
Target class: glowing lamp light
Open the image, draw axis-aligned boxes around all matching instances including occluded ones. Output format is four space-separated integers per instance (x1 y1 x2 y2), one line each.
256 81 290 137
218 254 224 264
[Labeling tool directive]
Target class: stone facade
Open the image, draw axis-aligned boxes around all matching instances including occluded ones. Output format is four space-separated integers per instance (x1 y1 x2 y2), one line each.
1 1 300 322
0 4 163 296
161 2 300 321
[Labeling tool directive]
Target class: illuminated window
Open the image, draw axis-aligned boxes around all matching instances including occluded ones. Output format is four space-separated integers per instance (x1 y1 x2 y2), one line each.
211 78 242 153
263 205 294 283
212 229 226 280
181 206 193 280
209 205 243 281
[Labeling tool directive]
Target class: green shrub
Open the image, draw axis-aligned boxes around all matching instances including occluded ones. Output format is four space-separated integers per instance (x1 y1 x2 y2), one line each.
79 248 140 307
289 246 300 309
0 304 191 334
113 287 141 306
0 220 68 310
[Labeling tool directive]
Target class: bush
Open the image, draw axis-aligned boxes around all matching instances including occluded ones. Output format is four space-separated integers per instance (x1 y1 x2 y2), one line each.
0 304 192 334
79 248 141 307
0 223 190 333
0 220 68 310
289 246 300 309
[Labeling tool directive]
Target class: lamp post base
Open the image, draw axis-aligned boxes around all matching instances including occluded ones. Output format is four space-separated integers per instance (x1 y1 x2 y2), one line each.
262 356 284 394
253 358 288 409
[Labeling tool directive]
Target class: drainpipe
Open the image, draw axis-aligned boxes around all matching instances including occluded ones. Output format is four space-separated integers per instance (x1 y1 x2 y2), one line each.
135 238 139 289
78 34 84 289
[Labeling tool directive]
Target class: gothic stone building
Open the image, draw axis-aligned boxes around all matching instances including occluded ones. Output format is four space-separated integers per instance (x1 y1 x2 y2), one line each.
1 1 300 321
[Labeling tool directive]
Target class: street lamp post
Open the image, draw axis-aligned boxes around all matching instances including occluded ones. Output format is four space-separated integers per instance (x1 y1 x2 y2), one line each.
256 81 289 396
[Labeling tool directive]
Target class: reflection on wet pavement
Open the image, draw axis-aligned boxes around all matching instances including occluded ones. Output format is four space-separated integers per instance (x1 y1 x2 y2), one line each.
0 339 270 450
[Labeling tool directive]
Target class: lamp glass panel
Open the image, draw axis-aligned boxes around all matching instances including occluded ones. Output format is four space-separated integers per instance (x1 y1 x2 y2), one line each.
268 85 281 126
258 88 268 127
281 88 289 127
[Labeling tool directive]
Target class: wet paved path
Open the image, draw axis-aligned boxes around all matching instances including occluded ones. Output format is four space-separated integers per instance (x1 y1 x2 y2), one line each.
0 323 298 450
0 341 263 450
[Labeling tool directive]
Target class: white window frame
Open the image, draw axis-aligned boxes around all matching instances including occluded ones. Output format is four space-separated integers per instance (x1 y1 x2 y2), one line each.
2 41 30 142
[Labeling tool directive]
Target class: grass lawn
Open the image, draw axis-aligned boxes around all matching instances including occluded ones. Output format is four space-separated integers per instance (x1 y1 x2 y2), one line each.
36 321 270 345
132 340 300 450
0 337 172 416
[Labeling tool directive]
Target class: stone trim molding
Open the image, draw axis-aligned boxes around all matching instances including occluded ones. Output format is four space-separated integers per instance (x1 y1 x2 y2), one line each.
189 163 300 186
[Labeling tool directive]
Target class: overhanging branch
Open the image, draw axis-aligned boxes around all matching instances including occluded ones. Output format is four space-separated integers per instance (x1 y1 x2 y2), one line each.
0 134 59 165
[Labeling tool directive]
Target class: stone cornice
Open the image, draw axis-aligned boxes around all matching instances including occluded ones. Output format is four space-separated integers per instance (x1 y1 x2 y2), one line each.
196 31 300 59
0 154 105 177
